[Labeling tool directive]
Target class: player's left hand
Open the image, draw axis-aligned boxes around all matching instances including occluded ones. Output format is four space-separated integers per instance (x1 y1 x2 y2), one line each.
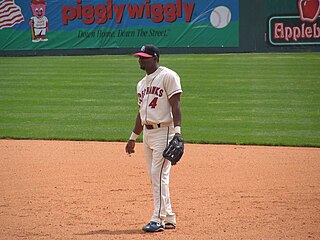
163 135 184 165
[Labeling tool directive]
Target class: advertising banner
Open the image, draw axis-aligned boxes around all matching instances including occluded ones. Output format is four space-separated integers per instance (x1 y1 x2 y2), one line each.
0 0 239 51
268 0 320 46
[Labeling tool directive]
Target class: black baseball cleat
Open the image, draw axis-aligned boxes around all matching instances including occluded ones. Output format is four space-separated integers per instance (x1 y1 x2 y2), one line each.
165 222 176 229
142 221 164 232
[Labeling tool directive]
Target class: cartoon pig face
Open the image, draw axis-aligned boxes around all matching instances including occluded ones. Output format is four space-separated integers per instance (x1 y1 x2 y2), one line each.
30 3 47 18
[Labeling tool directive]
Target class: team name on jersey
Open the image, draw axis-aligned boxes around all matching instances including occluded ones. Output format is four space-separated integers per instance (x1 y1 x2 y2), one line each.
138 86 164 104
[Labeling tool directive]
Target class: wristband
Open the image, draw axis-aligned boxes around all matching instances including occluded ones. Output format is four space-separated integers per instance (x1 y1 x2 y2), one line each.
129 132 139 141
174 126 181 134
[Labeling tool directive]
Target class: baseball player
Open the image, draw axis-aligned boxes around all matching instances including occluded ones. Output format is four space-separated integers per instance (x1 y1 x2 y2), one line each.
125 45 182 232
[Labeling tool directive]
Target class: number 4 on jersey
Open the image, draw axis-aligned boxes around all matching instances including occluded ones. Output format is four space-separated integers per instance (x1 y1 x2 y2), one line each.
149 97 158 109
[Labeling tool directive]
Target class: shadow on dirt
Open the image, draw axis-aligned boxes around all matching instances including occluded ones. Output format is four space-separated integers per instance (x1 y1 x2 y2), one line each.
76 229 144 236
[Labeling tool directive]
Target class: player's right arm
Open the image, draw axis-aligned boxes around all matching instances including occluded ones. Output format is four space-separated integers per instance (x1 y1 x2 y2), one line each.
125 112 143 155
132 111 143 136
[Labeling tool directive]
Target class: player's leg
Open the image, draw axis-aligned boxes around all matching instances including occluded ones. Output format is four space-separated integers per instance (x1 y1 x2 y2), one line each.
142 127 165 232
162 126 176 228
149 127 175 225
143 142 153 182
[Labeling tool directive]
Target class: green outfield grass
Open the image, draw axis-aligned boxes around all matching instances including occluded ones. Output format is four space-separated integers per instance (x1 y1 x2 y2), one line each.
0 53 319 147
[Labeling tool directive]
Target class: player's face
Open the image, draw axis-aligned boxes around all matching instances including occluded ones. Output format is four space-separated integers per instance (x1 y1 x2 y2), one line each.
138 56 157 72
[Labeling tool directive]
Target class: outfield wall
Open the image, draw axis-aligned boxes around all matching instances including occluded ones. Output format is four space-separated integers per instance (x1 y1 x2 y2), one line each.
0 0 319 56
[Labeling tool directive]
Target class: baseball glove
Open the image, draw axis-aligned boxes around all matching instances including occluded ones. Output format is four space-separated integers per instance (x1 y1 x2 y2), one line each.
163 135 184 165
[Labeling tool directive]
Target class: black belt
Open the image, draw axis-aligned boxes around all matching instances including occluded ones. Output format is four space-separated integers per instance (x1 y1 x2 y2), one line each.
145 124 161 130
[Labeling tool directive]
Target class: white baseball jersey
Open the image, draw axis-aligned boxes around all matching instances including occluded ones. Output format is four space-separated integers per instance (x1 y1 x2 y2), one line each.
137 66 182 126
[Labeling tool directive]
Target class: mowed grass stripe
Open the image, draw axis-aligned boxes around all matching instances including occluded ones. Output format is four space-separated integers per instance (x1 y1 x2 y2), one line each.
0 55 136 140
0 53 319 146
163 53 319 146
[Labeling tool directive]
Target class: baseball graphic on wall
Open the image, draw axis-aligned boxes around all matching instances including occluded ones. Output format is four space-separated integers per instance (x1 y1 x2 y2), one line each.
210 6 232 29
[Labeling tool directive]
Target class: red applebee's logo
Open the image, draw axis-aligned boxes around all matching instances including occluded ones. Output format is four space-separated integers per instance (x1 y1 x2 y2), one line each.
298 0 320 22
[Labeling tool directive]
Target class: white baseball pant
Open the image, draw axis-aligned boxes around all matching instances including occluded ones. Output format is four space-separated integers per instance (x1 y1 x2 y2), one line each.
143 125 176 226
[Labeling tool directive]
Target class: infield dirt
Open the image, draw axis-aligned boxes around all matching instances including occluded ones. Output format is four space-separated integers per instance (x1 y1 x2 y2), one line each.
0 140 319 240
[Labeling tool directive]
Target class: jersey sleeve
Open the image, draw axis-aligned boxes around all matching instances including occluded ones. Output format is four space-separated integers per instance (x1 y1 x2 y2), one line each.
136 79 143 107
164 70 182 99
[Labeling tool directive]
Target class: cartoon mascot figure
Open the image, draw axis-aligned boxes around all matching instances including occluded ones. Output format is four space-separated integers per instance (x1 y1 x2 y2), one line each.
29 0 48 42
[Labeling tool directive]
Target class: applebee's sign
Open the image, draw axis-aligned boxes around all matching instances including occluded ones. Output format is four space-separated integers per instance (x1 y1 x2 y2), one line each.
269 0 320 45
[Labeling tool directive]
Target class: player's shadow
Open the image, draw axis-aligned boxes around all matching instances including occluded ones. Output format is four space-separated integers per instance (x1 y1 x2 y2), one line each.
76 229 143 236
